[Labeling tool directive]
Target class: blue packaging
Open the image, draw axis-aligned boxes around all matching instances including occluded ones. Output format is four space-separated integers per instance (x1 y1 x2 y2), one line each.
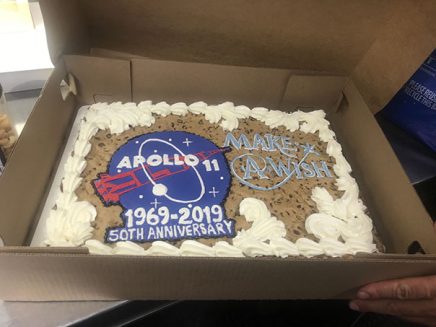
380 49 436 152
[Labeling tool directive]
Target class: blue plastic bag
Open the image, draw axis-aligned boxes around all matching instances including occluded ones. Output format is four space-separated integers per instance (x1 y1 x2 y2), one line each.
380 49 436 152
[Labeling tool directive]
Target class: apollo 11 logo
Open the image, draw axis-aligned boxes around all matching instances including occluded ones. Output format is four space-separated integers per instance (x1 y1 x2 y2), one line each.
94 131 235 243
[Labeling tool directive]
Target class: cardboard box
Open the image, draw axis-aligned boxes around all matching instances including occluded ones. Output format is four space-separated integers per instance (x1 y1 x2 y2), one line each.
0 0 436 300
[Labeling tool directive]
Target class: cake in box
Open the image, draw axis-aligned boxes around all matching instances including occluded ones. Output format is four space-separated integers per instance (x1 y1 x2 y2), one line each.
44 101 380 257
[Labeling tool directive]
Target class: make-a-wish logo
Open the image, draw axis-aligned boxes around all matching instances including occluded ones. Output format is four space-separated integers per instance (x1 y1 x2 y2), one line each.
224 132 333 191
93 131 235 243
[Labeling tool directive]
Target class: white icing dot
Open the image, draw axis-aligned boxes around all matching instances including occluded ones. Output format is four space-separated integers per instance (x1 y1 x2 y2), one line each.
135 141 139 144
139 195 144 199
154 149 158 153
152 183 168 196
117 169 122 173
169 138 172 142
220 176 224 180
188 204 193 208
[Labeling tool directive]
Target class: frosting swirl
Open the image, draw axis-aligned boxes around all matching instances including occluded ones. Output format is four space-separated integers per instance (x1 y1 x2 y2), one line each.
180 240 216 257
270 238 299 258
73 140 91 158
234 105 251 118
55 192 78 210
205 107 222 124
137 100 152 111
45 201 96 247
113 241 147 255
188 101 208 114
170 102 189 116
233 236 274 257
264 111 287 129
78 122 98 141
345 239 377 255
85 239 113 255
147 241 181 256
283 114 299 132
61 174 82 193
239 198 271 222
250 107 269 121
248 216 286 241
64 155 86 175
220 117 239 131
305 213 345 240
340 215 374 243
318 238 349 257
214 241 244 257
311 187 346 220
151 101 171 116
137 101 155 126
295 238 324 258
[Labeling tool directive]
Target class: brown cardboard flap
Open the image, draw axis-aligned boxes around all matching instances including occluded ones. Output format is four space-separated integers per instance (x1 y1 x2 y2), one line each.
132 58 348 110
330 80 436 254
39 0 89 64
90 48 148 60
280 75 346 110
64 55 132 104
74 0 394 73
39 0 436 113
351 1 436 112
1 253 436 301
132 58 290 107
0 63 77 246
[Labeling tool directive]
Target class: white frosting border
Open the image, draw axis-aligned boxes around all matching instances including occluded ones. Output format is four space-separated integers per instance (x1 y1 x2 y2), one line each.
44 101 377 257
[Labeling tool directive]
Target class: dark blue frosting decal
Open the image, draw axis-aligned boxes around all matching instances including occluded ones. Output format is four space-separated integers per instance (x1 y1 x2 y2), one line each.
94 131 234 243
224 132 333 191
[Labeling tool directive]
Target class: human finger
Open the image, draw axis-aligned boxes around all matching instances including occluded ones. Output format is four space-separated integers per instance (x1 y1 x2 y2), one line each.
356 276 436 300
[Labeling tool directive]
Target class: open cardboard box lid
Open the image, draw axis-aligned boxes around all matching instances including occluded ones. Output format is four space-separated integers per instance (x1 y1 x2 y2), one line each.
0 0 436 300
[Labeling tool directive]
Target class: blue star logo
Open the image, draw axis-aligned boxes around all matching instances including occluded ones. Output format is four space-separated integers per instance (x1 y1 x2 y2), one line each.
301 143 319 157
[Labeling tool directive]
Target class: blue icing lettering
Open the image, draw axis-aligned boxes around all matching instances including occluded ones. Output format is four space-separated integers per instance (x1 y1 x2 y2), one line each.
226 132 333 191
264 134 281 151
301 162 316 178
290 161 304 180
252 133 269 150
243 155 268 180
265 157 292 177
223 133 252 150
312 161 333 178
224 132 300 158
300 143 319 157
264 134 297 158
